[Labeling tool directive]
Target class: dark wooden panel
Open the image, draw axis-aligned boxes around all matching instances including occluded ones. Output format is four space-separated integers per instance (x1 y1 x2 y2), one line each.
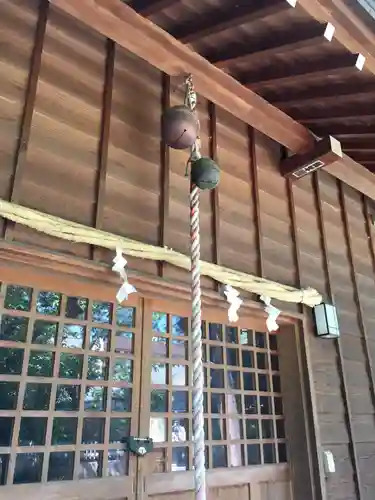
0 0 40 235
254 131 297 313
216 107 257 284
15 5 106 257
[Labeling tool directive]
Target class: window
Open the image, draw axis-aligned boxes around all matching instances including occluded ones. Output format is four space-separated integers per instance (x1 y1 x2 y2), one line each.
0 283 137 485
148 313 287 472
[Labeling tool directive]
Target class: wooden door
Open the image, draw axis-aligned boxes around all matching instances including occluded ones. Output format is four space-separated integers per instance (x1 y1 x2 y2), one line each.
0 275 144 500
137 299 293 500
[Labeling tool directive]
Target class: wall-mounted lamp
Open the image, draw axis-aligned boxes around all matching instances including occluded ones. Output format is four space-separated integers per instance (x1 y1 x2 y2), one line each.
313 302 340 339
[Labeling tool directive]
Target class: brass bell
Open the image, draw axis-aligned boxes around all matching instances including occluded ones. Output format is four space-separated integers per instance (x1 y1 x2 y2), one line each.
162 105 198 150
191 157 220 190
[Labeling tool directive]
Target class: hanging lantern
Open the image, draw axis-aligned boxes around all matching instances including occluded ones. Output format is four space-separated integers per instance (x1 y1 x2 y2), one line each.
191 157 220 190
162 105 198 150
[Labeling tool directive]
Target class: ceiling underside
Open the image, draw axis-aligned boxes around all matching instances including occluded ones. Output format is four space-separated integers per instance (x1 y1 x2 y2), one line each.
126 0 375 174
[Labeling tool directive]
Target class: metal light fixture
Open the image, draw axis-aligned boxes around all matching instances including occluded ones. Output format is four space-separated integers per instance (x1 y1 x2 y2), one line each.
313 302 340 339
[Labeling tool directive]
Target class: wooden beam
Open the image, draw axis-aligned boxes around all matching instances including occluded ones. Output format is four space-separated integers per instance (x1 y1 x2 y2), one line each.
212 25 327 69
93 39 115 261
171 0 289 45
248 128 264 278
244 53 360 91
208 102 220 277
280 136 343 179
49 0 375 200
49 0 313 153
158 73 171 277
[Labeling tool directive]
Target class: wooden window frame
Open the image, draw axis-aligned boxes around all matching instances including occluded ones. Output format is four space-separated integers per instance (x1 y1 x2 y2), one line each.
0 242 318 499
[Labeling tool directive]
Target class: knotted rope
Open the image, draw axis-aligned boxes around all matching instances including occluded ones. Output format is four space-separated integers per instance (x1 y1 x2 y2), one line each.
185 75 206 500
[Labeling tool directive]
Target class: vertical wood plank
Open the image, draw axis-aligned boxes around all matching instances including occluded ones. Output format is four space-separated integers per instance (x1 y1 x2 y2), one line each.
4 0 49 239
248 127 264 278
314 171 363 500
286 177 325 500
339 184 375 407
208 101 220 290
93 38 115 260
158 73 170 277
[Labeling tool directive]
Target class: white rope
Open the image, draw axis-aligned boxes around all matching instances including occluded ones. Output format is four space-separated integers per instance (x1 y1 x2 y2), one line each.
186 74 206 500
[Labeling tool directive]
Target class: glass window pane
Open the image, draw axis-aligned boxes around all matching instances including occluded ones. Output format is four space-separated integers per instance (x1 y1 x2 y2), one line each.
172 447 188 471
107 449 128 476
0 347 24 374
172 316 188 337
260 396 272 415
0 382 19 410
111 388 132 412
113 359 133 383
115 331 134 354
226 326 238 344
92 302 112 324
151 363 167 385
172 391 188 413
52 417 78 445
240 329 253 346
170 339 188 360
247 444 261 465
228 371 241 389
208 323 222 341
0 316 28 342
172 365 187 386
62 325 85 349
116 306 135 327
110 418 130 443
14 453 43 484
211 369 224 388
262 420 274 439
85 386 106 411
5 285 32 311
278 443 287 463
0 417 14 446
150 417 167 443
152 312 167 333
59 353 83 379
18 417 47 446
82 418 105 444
78 450 103 479
264 443 276 464
244 395 257 415
243 373 255 391
210 345 223 364
257 353 267 370
226 348 239 366
152 336 168 358
88 356 109 381
255 332 266 348
48 451 75 481
246 419 259 439
23 383 51 410
55 385 81 411
242 350 254 368
32 321 58 345
89 328 110 352
66 297 87 320
150 390 167 412
269 334 278 351
212 445 227 468
276 419 285 438
36 291 61 316
28 351 54 377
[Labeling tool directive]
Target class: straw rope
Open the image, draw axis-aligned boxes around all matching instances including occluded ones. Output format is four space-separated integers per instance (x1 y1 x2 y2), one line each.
0 198 322 307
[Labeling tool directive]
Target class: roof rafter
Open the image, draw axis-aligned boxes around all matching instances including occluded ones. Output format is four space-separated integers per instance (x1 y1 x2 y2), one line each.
271 85 375 109
129 0 177 17
171 0 289 45
243 53 360 91
49 0 375 200
212 24 327 69
292 103 375 122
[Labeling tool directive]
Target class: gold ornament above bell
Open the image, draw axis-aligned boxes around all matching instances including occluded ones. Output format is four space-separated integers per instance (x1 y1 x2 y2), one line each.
162 105 198 150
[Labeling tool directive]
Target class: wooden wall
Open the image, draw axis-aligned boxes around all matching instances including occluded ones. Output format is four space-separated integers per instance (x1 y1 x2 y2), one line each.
1 1 375 500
